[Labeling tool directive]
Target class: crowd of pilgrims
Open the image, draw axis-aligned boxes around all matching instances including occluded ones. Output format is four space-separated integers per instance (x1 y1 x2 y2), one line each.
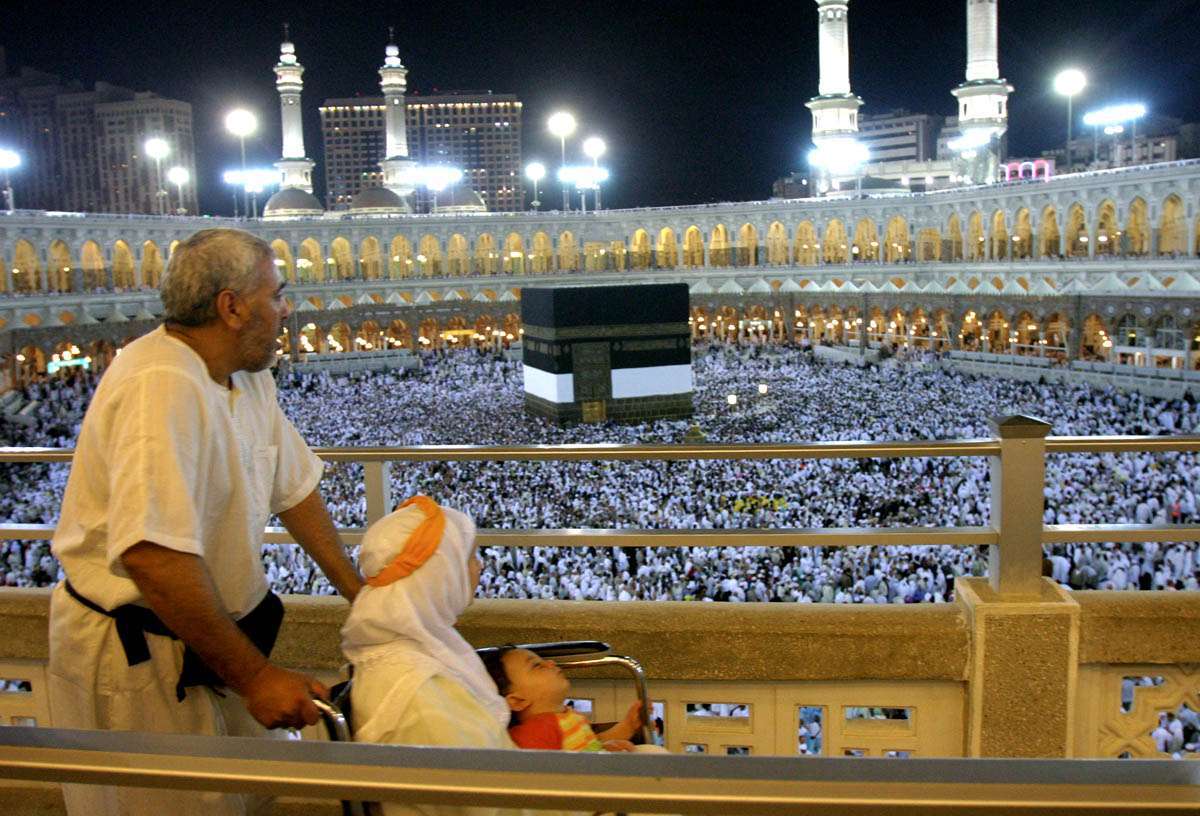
2 343 1199 603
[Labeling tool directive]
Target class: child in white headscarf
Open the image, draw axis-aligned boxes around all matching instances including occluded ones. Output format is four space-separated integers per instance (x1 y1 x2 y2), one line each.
342 496 575 816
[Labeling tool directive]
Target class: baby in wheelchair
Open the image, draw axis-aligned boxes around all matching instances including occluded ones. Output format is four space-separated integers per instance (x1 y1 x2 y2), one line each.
483 646 645 752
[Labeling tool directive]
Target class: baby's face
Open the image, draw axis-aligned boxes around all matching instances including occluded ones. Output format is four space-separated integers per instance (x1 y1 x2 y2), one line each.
502 648 570 710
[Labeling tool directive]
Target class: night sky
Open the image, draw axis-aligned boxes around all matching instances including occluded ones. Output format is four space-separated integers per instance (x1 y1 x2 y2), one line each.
5 0 1200 215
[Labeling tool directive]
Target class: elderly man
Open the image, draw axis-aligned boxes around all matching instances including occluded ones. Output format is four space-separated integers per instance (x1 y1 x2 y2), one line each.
48 228 363 815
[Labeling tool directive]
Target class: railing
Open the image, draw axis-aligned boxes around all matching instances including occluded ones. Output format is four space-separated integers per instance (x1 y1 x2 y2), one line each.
5 423 1200 596
0 726 1195 814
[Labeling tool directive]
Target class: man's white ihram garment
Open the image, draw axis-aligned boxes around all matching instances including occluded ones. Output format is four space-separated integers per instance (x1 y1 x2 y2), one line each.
342 503 576 816
47 326 324 816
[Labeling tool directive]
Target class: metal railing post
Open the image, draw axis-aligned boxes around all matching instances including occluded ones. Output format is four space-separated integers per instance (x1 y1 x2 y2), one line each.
363 461 393 524
988 414 1052 596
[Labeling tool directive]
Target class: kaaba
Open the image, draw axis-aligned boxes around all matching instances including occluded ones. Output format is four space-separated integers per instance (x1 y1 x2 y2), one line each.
521 284 693 424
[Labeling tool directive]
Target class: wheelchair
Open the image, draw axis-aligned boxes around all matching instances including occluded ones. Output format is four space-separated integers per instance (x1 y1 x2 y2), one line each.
313 640 650 816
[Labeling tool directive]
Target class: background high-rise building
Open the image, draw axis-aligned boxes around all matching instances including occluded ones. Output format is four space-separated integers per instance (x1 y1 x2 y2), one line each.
857 109 942 163
0 50 196 214
318 98 386 209
95 94 197 215
320 91 523 212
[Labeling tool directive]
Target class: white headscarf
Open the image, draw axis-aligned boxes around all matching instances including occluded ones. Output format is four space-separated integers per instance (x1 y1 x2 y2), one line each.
341 502 510 727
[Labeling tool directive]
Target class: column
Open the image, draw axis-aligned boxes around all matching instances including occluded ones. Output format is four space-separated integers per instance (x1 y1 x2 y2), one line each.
954 413 1079 758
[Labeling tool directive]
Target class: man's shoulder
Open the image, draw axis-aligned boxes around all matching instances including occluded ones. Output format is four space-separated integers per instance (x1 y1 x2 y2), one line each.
101 328 209 392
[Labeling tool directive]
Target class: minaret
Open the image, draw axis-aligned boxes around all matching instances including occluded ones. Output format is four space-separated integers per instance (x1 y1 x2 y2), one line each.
950 0 1013 182
805 0 863 146
378 30 416 199
273 25 316 193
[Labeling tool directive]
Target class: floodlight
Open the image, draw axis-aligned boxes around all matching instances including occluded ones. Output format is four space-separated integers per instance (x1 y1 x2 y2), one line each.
547 112 576 139
1053 69 1087 98
225 108 258 138
144 138 170 160
166 166 190 186
1082 103 1148 128
583 136 606 161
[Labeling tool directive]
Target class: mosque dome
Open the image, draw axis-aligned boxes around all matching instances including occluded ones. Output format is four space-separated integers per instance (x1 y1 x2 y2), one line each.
434 186 488 214
262 187 324 220
350 185 409 216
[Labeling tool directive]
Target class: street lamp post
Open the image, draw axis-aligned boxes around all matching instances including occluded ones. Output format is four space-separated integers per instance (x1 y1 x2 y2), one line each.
1053 69 1087 172
582 136 606 209
143 138 169 216
224 108 258 218
547 111 576 211
0 149 19 211
166 166 189 215
525 162 545 210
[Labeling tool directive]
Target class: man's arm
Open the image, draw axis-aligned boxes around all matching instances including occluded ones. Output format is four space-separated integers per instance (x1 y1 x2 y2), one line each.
277 487 363 601
120 541 326 729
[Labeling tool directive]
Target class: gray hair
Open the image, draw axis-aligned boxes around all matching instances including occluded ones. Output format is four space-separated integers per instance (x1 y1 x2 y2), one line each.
161 229 274 326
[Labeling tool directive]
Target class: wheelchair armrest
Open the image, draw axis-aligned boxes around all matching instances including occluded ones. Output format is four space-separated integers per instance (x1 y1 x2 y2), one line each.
475 640 611 662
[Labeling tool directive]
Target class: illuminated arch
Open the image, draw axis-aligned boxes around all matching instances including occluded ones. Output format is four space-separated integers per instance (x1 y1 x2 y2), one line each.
1095 200 1118 257
682 226 704 267
141 241 164 289
503 313 522 341
1065 203 1089 257
1159 194 1186 256
418 317 441 348
356 320 383 352
48 240 74 292
656 228 678 269
1013 310 1039 351
557 230 578 271
503 232 526 275
823 219 848 264
709 224 732 267
530 232 553 273
852 218 878 261
989 210 1009 260
359 237 382 280
766 221 788 265
1012 208 1032 259
270 239 296 283
959 308 982 350
1038 206 1061 258
984 310 1008 352
883 216 910 263
10 240 41 293
330 237 354 279
328 322 352 353
291 238 318 283
607 240 627 271
388 236 411 280
737 223 759 266
418 235 442 277
386 319 412 350
80 240 105 290
1081 314 1110 359
630 229 651 269
942 214 962 261
917 228 941 261
446 234 470 276
473 233 496 276
967 212 985 260
1044 312 1071 353
931 309 953 351
1125 197 1149 256
794 221 818 266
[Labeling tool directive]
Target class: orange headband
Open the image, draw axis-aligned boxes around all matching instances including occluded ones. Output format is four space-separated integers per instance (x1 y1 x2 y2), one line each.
365 496 446 588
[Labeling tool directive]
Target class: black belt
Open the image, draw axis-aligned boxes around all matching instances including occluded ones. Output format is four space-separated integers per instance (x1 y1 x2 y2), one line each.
63 580 284 702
